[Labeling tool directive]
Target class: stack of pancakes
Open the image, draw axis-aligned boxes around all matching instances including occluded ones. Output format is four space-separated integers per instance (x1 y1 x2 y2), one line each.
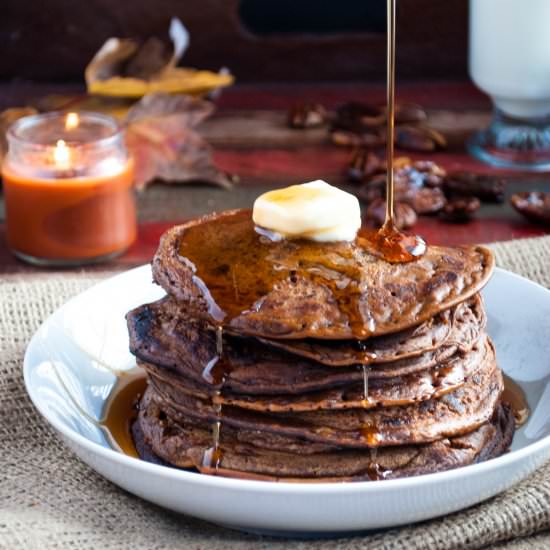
127 209 514 481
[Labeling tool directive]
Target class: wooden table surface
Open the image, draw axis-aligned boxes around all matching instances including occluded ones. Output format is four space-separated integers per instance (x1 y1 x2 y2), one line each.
1 80 549 274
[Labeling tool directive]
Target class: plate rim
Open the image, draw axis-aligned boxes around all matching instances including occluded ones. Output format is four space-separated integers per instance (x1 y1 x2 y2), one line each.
23 264 550 495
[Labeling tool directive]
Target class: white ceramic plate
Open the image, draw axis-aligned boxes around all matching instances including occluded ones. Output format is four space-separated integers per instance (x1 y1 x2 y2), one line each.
24 265 550 535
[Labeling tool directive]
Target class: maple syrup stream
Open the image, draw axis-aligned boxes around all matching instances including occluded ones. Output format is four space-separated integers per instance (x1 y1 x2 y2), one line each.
385 0 397 228
360 0 427 265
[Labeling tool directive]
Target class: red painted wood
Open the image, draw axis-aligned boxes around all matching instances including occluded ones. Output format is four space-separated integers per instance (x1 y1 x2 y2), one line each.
213 148 531 185
0 222 169 272
213 147 350 182
412 217 549 247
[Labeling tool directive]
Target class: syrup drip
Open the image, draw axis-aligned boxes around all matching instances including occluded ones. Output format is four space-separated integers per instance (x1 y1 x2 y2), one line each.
202 326 226 469
362 0 426 264
355 340 378 365
361 365 370 407
202 326 226 385
356 0 425 455
360 224 427 264
361 423 381 447
502 375 530 428
202 396 223 469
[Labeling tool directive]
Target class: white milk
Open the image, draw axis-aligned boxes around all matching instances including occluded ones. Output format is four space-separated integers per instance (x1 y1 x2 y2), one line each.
469 0 550 119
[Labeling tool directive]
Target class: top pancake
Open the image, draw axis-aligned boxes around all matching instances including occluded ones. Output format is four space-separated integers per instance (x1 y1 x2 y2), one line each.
153 209 494 340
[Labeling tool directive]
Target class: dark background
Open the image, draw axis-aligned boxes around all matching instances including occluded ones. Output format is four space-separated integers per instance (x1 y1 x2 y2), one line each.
0 0 468 83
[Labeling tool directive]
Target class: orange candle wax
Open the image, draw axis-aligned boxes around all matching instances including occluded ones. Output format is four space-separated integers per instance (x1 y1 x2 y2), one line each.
2 160 136 262
2 112 137 266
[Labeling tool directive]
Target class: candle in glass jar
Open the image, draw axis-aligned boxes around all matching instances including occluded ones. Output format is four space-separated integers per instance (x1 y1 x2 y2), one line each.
2 111 137 266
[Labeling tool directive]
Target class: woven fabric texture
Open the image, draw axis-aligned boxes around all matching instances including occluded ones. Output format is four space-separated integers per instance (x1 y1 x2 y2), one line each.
1 236 550 549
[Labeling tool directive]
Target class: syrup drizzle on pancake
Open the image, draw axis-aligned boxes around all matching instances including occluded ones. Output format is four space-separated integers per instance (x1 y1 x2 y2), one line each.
178 211 378 339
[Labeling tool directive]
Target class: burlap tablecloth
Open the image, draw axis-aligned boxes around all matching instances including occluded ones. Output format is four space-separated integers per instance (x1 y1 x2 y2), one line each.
1 235 550 550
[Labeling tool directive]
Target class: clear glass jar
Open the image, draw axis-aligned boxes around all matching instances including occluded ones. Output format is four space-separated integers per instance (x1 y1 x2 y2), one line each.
468 0 550 170
2 111 137 266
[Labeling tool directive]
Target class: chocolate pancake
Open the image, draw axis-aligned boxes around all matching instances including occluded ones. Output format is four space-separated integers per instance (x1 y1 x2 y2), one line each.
140 336 487 412
256 294 486 367
127 298 484 395
145 343 502 449
135 390 514 481
152 209 494 339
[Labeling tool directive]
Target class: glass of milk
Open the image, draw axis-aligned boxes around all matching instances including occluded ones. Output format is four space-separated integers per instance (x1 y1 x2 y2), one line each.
469 0 550 170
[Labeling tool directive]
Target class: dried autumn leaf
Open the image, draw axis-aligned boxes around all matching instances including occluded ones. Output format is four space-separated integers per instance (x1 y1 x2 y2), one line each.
124 92 233 191
85 18 233 98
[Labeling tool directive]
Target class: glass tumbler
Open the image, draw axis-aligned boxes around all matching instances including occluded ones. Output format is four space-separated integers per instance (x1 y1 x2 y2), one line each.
468 0 550 170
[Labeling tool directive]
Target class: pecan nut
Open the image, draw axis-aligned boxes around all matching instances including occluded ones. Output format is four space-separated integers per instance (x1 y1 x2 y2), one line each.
444 172 506 203
395 125 447 152
288 102 327 129
331 128 385 148
365 199 418 230
333 102 386 132
357 160 447 214
346 150 413 183
346 149 383 183
394 102 428 124
510 192 550 225
440 196 481 223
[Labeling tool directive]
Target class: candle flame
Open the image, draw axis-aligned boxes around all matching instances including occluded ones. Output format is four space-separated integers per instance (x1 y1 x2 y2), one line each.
65 112 79 130
53 139 71 170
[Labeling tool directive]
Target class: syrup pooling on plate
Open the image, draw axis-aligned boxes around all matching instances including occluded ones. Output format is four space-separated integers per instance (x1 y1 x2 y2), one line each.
102 370 146 458
502 375 530 427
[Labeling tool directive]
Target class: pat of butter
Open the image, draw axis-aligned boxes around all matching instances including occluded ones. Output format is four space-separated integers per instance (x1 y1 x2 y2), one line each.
253 180 361 242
